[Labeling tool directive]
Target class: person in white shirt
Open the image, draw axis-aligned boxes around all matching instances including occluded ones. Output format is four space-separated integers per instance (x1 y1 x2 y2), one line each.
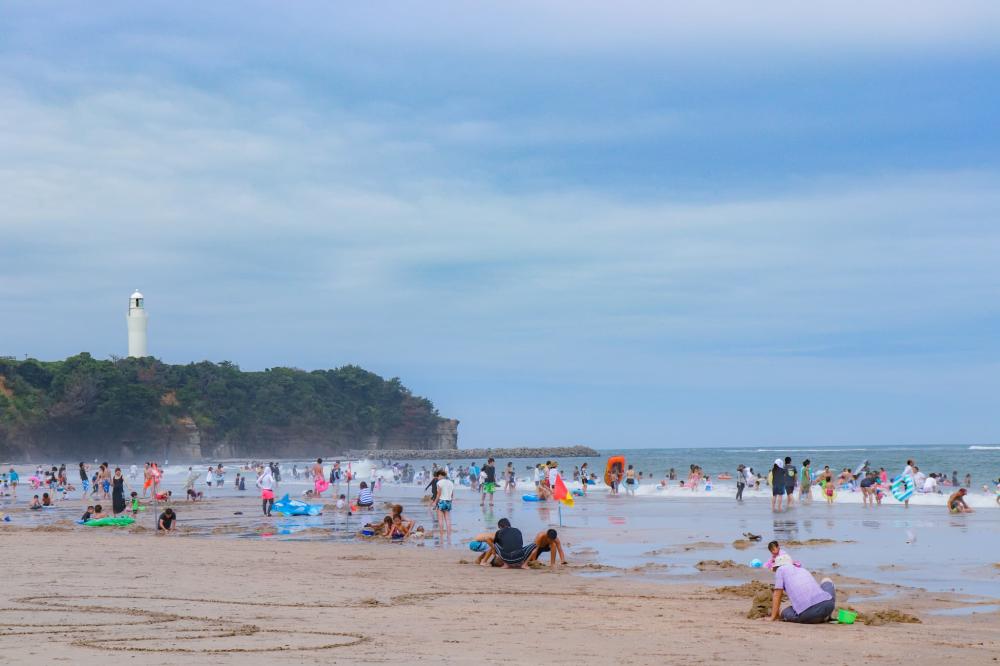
922 474 938 494
902 459 916 507
436 473 456 540
256 465 275 516
548 462 560 489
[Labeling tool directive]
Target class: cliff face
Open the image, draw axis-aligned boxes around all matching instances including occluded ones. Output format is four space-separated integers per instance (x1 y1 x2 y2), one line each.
0 354 458 461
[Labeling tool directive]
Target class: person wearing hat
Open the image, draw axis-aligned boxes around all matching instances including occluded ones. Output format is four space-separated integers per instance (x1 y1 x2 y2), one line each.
768 554 835 623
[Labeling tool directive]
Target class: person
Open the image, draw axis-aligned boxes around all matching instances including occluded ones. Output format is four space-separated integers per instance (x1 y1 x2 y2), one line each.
436 472 455 540
860 471 878 506
783 457 796 507
948 487 973 513
964 473 972 488
922 473 939 494
91 504 107 519
184 466 199 495
41 492 52 506
387 515 410 540
158 507 176 532
313 458 330 496
480 457 496 507
579 462 589 495
336 494 347 511
820 469 835 504
111 467 130 515
736 465 746 501
901 459 916 508
505 462 516 493
130 492 140 516
491 518 536 568
390 504 415 533
625 464 637 496
763 540 800 569
215 464 225 488
527 529 567 568
187 488 203 501
770 459 786 512
256 464 275 516
205 466 214 489
29 494 42 510
768 554 835 623
799 459 812 502
356 481 375 510
81 505 94 522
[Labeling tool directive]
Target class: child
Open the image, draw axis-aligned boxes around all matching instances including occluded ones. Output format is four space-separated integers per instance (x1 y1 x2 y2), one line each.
41 492 52 506
81 505 94 522
130 492 140 516
91 504 107 519
388 515 410 540
336 494 347 510
704 475 712 492
764 540 801 569
29 495 42 510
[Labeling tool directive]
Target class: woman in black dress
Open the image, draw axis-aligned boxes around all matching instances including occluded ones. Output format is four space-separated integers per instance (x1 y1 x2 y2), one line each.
111 467 131 515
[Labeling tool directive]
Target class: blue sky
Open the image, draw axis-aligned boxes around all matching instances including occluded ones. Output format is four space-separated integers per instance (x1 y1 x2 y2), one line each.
2 2 999 448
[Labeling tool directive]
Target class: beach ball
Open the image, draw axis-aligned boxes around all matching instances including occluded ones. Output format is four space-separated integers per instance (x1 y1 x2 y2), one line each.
750 558 762 568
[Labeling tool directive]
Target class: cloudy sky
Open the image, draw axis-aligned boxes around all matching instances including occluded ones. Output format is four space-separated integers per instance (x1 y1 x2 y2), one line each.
3 2 999 448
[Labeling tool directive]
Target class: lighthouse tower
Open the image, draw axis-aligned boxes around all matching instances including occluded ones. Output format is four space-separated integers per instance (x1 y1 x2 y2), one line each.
127 290 149 358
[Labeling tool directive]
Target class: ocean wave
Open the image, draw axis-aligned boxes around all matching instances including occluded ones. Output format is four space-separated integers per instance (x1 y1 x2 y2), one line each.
753 448 868 453
969 446 1000 450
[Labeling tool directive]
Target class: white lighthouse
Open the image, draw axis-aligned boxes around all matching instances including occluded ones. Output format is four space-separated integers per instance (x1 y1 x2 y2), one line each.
127 290 148 358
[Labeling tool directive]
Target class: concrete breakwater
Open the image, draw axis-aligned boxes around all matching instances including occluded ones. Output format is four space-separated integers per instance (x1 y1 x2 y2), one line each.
341 445 600 461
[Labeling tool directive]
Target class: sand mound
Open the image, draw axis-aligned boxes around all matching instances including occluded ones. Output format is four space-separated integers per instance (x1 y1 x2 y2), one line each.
783 538 840 547
696 559 744 571
717 580 770 598
732 539 753 550
851 607 921 626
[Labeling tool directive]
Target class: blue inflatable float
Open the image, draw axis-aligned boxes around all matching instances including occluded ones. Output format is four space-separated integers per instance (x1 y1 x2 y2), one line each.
522 494 542 502
272 494 323 516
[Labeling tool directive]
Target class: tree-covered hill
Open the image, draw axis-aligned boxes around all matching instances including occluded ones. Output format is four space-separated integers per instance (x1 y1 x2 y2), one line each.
0 353 457 461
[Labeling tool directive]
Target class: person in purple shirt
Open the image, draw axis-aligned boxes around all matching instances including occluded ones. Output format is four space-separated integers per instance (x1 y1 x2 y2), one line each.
768 554 835 623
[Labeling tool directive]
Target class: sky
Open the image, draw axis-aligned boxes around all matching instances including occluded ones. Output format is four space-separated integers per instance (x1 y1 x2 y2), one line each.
2 2 1000 449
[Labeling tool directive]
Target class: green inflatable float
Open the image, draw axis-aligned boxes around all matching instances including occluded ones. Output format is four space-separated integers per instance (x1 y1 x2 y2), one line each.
83 516 135 527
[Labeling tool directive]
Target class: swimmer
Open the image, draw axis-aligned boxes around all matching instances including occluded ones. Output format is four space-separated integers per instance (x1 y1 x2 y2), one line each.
948 488 973 514
158 507 176 532
527 529 567 568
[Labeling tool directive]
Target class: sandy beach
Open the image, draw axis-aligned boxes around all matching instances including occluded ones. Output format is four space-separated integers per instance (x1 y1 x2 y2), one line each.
2 524 999 665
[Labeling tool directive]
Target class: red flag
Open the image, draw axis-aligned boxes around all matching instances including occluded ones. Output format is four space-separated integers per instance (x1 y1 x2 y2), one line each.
553 474 574 507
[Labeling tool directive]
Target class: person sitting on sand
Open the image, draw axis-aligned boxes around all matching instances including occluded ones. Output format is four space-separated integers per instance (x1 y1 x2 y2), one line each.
390 504 415 533
356 481 374 509
768 554 835 623
491 518 536 568
41 492 52 506
155 490 172 501
158 508 176 532
187 488 204 501
948 488 973 513
387 515 410 540
527 529 567 568
91 504 107 519
336 494 347 510
29 495 42 510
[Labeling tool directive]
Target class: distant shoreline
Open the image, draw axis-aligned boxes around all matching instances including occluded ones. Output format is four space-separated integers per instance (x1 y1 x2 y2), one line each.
340 445 600 460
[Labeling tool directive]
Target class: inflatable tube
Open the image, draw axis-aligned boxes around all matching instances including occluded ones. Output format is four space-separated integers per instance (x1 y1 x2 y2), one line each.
571 489 584 497
890 475 914 502
469 540 489 552
272 494 323 516
84 516 135 527
522 494 542 502
604 456 626 486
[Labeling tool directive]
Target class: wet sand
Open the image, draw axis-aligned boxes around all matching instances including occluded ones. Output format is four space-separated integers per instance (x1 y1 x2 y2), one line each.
1 529 999 665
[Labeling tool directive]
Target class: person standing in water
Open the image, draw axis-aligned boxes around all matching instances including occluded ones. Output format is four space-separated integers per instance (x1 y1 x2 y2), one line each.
770 459 786 512
799 459 812 502
256 464 275 516
436 470 455 542
625 465 637 496
901 459 916 508
784 457 797 508
111 467 131 516
736 465 747 501
480 457 496 508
